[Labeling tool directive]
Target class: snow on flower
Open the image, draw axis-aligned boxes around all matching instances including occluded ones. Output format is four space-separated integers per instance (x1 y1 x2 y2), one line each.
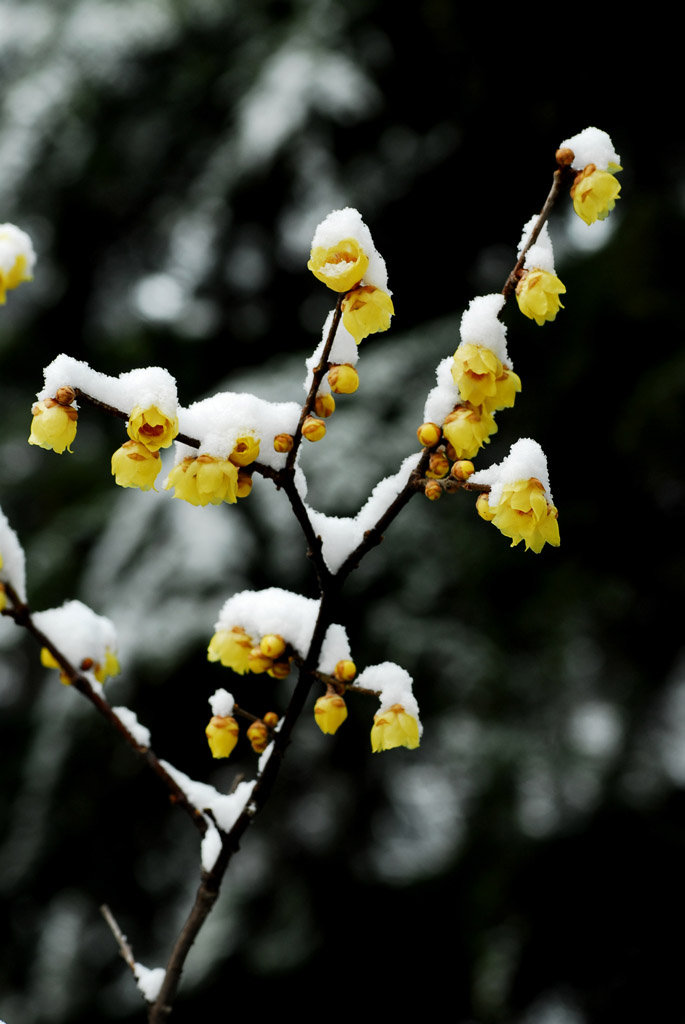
307 207 389 293
559 127 622 226
33 600 119 684
356 662 422 752
0 223 35 303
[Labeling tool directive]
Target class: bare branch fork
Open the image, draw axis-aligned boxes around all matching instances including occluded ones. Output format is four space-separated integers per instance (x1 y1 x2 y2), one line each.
6 157 572 1021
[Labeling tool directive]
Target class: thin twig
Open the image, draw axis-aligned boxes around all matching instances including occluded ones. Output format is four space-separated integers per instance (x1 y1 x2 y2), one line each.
101 904 137 974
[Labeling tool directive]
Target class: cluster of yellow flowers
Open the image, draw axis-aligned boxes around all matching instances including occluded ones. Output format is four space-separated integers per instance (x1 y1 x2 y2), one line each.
111 405 178 491
442 342 522 460
208 626 293 679
165 436 259 507
205 708 279 759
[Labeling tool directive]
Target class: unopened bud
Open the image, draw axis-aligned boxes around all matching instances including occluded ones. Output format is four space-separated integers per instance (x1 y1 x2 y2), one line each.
236 471 253 498
248 647 273 674
555 147 574 167
445 442 457 462
424 480 443 501
80 657 95 671
55 386 76 406
426 451 450 479
302 416 326 442
328 364 359 395
334 659 357 683
260 634 286 659
314 692 348 735
206 715 239 759
247 720 270 753
416 422 441 447
451 459 475 481
268 659 292 679
274 433 294 453
314 393 336 418
263 711 279 729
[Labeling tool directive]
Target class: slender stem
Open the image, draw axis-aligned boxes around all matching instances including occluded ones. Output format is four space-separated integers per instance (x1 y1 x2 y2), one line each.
101 904 137 974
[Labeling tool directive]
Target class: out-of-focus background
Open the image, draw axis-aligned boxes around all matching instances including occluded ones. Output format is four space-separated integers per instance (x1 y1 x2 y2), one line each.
1 3 684 1022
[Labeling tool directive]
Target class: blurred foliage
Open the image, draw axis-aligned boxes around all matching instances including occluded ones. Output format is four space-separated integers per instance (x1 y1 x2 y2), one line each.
1 2 685 1023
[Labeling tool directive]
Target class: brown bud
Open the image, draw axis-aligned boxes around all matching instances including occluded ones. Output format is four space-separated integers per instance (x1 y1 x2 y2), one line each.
424 480 443 501
55 386 76 406
426 451 450 479
555 147 574 167
268 659 292 680
246 720 270 753
274 433 294 453
451 459 475 481
263 711 279 729
416 422 441 448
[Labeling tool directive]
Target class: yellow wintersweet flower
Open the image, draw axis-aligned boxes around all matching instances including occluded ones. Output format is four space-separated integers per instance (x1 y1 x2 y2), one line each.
0 223 35 303
206 715 240 759
308 238 369 292
165 455 238 506
229 434 260 467
570 164 621 225
442 404 497 459
127 405 178 451
341 285 394 344
111 440 161 490
452 343 522 410
487 478 560 553
516 269 566 326
371 703 420 752
314 692 348 735
94 648 120 684
28 399 78 454
207 627 254 674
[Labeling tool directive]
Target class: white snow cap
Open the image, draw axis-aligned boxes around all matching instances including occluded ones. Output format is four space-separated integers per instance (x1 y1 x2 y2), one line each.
559 127 621 172
0 222 36 277
459 294 509 364
0 506 27 602
356 661 423 735
310 207 389 292
470 437 553 507
209 688 235 717
423 356 462 424
176 391 299 468
39 355 178 418
112 706 151 748
518 215 556 274
134 964 165 1004
214 587 351 673
161 759 255 835
33 600 118 681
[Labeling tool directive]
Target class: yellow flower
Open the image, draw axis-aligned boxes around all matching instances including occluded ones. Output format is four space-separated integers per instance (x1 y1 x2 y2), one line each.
516 269 566 326
40 647 70 685
28 399 78 454
127 405 178 451
487 478 560 553
165 455 238 506
111 440 161 490
230 434 260 467
207 627 254 674
442 404 497 459
341 285 394 343
94 648 120 684
0 223 35 303
206 715 240 759
314 692 348 735
307 237 369 292
371 703 420 752
451 343 522 410
570 165 621 225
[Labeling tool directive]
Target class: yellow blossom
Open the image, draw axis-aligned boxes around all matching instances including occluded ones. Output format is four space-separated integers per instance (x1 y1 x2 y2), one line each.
28 399 78 454
207 627 253 674
206 715 240 759
341 285 394 343
486 478 560 553
570 164 621 225
40 647 70 685
0 583 6 612
308 237 369 292
127 405 178 451
516 269 566 326
442 404 497 459
165 455 238 506
0 223 35 303
451 343 522 410
111 440 161 490
371 704 420 752
94 648 120 684
314 692 348 735
230 435 260 467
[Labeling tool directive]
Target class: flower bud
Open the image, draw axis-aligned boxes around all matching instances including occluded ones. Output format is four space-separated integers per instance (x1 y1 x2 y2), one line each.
314 692 348 735
416 422 441 448
236 471 253 498
55 386 76 406
248 647 273 674
260 634 286 659
206 715 240 759
263 711 279 729
328 364 359 395
451 459 475 481
268 659 292 679
274 433 294 453
555 147 574 167
334 659 357 683
314 394 336 418
426 451 450 479
247 720 270 753
302 416 326 442
424 480 443 501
